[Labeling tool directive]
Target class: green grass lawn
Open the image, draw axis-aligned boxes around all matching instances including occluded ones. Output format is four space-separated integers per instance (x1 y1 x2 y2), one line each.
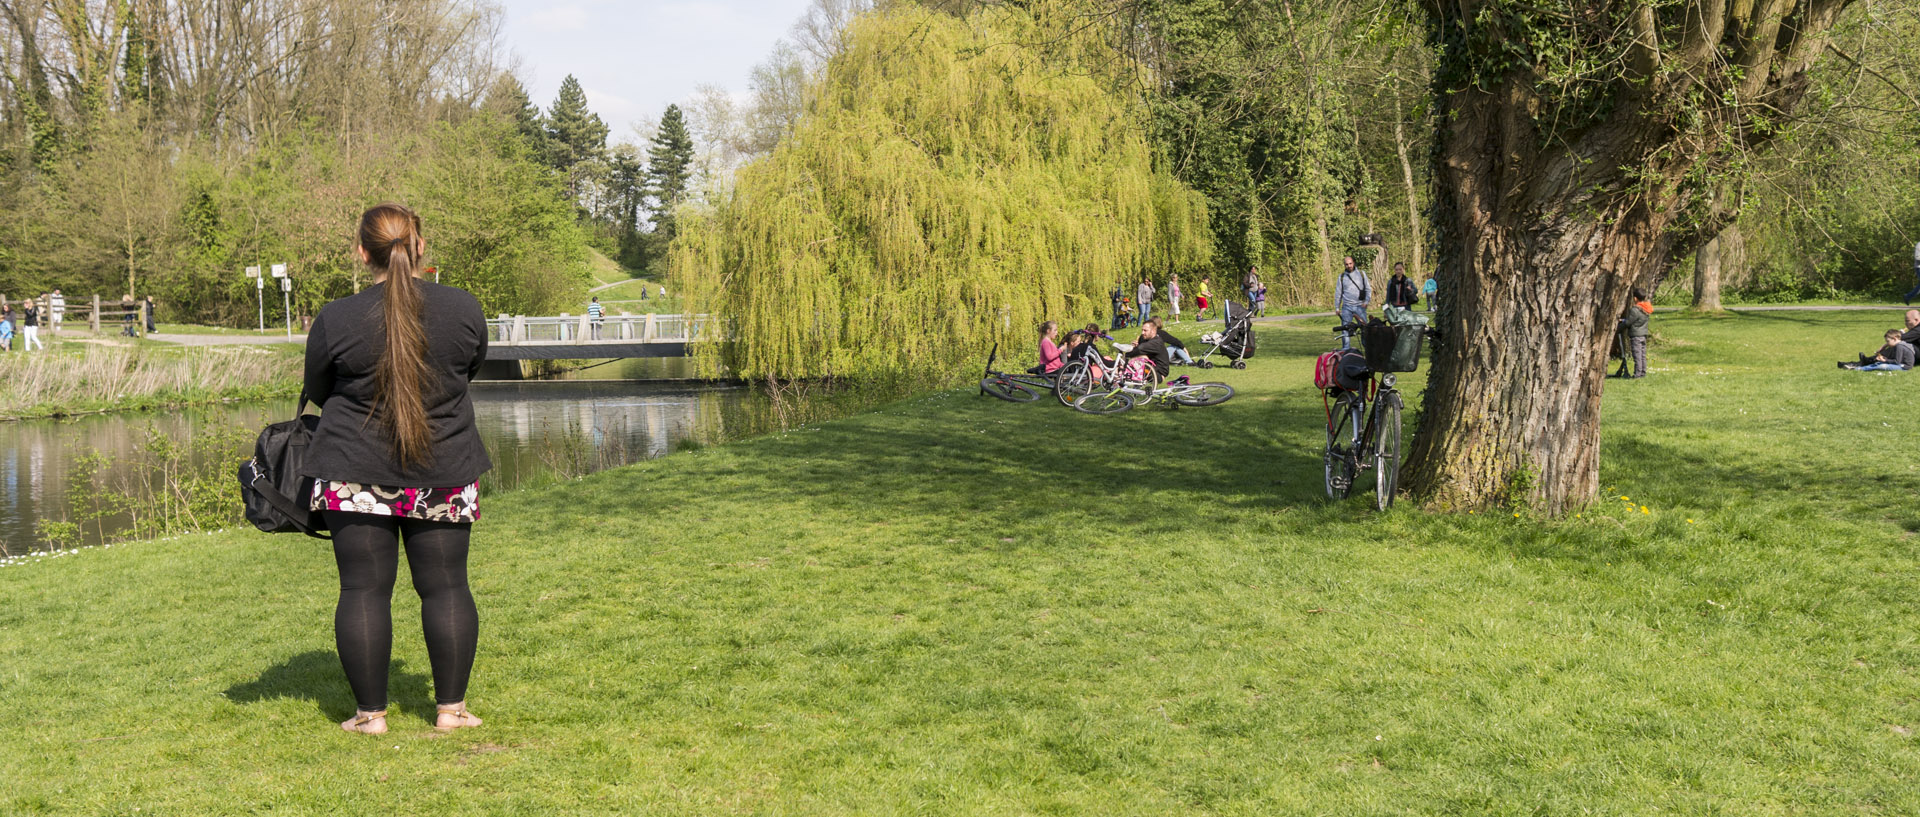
4 311 1919 815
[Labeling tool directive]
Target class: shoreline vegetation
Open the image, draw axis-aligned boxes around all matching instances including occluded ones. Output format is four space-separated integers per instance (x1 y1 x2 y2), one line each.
4 313 1919 812
0 344 301 421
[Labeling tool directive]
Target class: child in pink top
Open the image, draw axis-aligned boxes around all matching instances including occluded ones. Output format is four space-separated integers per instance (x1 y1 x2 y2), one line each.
1034 321 1064 374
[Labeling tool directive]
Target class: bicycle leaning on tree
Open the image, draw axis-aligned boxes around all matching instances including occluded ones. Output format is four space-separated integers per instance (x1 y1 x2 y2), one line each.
1321 316 1430 510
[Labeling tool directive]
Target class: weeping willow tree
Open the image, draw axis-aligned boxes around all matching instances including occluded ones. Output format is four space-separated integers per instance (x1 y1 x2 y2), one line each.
672 2 1211 382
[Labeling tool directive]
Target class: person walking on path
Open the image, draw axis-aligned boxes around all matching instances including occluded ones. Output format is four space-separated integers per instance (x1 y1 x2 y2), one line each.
1422 277 1437 312
143 296 158 335
20 298 44 350
0 306 13 351
1136 277 1155 326
302 203 491 736
1907 240 1920 305
1167 276 1182 324
1243 267 1259 306
587 296 604 340
47 289 64 333
1335 256 1371 326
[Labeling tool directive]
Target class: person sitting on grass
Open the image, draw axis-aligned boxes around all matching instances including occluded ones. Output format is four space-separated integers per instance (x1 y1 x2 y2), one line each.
1840 329 1915 371
1900 310 1920 347
1064 329 1110 377
1031 321 1064 376
1124 319 1191 380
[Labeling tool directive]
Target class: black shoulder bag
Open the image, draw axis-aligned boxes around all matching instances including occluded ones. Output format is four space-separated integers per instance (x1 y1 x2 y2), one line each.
237 393 330 539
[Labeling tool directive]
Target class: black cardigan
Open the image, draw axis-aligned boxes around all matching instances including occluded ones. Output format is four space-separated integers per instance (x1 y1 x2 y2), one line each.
301 281 493 486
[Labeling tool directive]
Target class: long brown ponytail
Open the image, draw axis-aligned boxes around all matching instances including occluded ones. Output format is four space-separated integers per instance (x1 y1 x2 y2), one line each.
358 204 433 469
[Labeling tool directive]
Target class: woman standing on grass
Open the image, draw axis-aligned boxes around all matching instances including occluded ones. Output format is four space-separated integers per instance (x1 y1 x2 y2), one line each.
20 298 42 351
303 203 491 735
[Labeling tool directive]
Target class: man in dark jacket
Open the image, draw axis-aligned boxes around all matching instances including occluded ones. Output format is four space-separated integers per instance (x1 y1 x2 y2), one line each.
1899 309 1920 348
1126 319 1190 379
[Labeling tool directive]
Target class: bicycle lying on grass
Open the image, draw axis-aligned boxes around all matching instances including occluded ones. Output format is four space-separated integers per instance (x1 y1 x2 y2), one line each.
978 344 1056 402
1060 344 1234 414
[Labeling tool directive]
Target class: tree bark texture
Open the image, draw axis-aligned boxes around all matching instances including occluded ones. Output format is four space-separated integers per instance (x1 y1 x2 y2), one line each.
1405 0 1856 512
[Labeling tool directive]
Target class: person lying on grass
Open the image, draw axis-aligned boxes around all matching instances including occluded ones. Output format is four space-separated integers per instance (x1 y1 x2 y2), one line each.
1839 329 1915 371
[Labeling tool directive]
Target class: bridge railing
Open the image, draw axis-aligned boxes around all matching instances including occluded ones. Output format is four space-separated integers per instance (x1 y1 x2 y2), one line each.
486 313 715 345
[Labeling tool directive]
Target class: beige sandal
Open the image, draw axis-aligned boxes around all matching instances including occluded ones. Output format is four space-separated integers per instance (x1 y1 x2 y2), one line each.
341 710 387 734
435 704 482 730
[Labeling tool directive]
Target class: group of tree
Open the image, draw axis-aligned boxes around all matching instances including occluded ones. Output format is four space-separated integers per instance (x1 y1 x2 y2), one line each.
0 0 594 321
680 0 1915 513
499 72 696 271
672 2 1211 382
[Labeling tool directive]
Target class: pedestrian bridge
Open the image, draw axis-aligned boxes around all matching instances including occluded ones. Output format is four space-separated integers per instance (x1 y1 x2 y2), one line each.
485 313 711 360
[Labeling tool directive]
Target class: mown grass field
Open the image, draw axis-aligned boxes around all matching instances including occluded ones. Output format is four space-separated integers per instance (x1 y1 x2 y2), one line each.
2 311 1917 815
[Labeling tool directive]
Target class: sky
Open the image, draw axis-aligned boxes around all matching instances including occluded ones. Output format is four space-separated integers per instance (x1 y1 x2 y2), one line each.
496 0 817 143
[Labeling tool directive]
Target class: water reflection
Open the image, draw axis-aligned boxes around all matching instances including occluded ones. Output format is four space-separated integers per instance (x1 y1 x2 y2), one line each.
0 377 894 552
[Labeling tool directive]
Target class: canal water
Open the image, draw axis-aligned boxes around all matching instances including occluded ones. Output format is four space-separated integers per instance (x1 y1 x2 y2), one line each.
0 362 889 552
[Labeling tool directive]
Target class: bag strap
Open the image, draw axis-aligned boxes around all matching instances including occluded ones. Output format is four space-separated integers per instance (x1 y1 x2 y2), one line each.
293 390 311 420
248 470 331 541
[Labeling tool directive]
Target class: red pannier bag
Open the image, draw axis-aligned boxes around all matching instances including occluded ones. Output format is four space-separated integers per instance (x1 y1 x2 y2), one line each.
1313 350 1342 389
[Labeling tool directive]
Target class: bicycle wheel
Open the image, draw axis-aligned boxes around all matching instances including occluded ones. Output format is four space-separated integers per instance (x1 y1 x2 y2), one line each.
1372 394 1402 510
1172 382 1235 407
1072 390 1135 415
1054 363 1094 407
980 376 1039 403
1324 394 1359 499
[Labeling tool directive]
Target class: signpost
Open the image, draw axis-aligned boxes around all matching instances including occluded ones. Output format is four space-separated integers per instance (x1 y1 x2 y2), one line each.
271 264 291 338
246 266 263 331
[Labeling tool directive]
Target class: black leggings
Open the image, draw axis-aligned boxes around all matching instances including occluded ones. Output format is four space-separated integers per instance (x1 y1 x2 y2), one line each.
325 512 478 712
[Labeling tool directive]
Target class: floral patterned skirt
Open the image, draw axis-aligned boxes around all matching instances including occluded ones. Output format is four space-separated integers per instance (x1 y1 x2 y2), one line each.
310 480 480 524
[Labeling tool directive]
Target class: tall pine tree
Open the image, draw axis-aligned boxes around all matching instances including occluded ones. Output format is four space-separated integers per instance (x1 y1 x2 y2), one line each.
645 104 696 241
483 73 549 158
609 143 648 266
545 75 609 202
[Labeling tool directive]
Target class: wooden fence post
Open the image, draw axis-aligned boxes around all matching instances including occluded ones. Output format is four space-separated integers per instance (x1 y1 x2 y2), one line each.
90 294 100 333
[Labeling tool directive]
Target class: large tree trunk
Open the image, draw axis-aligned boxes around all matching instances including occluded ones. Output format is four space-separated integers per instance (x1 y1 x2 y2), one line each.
1402 82 1674 513
1405 0 1855 513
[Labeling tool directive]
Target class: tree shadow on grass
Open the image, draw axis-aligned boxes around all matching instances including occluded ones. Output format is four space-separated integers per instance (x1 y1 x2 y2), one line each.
224 650 436 725
572 367 1344 532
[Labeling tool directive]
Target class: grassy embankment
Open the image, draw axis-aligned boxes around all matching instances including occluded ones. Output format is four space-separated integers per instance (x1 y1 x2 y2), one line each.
0 337 301 420
3 311 1919 814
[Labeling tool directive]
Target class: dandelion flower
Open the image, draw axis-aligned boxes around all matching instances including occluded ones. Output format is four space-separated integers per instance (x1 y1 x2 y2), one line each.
1640 506 1650 515
1620 496 1630 501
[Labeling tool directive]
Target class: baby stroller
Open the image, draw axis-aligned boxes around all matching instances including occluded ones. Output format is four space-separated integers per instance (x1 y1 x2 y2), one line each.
1195 300 1256 369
